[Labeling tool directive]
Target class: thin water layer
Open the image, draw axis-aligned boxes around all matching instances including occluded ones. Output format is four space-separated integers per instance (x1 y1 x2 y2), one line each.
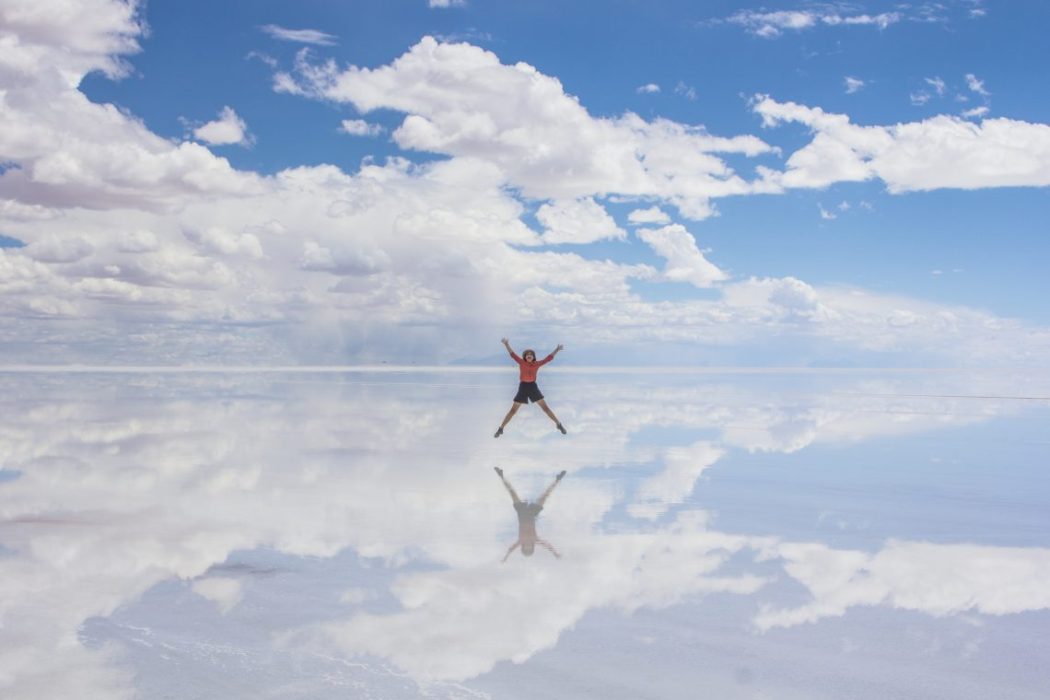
1 370 1048 699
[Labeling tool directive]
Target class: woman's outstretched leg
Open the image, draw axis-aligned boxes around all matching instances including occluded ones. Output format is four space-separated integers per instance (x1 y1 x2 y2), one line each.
536 470 567 507
536 399 567 434
495 403 522 437
493 467 523 504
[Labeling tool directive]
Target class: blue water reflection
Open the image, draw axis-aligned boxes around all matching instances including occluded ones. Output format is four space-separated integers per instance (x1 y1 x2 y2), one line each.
1 369 1048 699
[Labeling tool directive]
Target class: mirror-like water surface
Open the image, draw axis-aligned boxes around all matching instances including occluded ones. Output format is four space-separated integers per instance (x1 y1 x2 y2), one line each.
1 370 1048 699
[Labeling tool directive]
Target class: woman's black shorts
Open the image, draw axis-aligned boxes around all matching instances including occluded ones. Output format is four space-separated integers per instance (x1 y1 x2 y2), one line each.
513 381 544 404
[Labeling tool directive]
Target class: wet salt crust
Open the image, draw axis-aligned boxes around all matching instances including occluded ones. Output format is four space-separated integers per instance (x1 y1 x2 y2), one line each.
2 369 1048 699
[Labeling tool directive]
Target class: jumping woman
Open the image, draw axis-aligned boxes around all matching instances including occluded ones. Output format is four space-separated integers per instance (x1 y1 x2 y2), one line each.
494 337 566 437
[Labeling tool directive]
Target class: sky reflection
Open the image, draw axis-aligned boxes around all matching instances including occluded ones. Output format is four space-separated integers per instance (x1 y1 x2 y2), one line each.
1 370 1048 699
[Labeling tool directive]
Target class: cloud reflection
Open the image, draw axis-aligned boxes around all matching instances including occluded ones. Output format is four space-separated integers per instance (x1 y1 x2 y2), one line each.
755 540 1050 631
0 371 1047 695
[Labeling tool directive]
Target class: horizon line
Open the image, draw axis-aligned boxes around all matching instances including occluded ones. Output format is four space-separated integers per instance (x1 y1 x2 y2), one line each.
0 365 1046 374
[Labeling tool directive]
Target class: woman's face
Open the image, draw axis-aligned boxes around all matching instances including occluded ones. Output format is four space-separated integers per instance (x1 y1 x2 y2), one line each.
524 352 535 362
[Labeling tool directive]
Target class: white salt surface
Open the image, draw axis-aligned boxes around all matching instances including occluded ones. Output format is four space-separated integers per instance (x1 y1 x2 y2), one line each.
1 370 1048 699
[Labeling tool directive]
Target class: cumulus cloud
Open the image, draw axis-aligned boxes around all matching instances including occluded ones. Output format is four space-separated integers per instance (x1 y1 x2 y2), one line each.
272 37 776 220
2 10 1050 367
536 197 626 244
636 224 728 288
753 95 1050 192
192 107 252 146
636 83 660 94
339 118 384 136
0 3 262 210
259 24 337 46
0 0 145 82
428 0 466 7
627 206 671 225
183 225 264 259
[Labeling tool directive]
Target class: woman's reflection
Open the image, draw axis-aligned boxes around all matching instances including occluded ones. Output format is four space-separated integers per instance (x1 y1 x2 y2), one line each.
494 467 565 561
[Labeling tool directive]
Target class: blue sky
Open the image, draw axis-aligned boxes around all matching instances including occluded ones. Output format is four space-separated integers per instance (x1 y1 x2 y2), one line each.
2 0 1050 364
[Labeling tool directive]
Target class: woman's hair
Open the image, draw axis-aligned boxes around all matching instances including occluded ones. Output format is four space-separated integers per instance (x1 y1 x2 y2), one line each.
522 348 536 360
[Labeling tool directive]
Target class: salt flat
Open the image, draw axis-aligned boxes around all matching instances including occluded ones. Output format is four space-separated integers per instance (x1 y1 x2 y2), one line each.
1 370 1048 699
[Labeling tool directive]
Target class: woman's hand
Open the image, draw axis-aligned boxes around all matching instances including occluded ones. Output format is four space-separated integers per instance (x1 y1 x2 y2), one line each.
555 343 564 353
501 337 509 346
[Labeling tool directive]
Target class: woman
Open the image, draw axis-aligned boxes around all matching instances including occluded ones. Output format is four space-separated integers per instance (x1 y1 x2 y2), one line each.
494 337 566 437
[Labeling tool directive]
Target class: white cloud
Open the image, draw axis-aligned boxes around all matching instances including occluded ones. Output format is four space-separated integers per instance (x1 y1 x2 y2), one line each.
636 83 660 94
844 76 865 94
0 0 144 83
961 106 990 119
536 197 626 245
0 7 262 210
627 206 671 226
428 0 466 7
720 276 832 324
192 107 252 146
910 91 931 106
273 38 775 220
727 9 899 38
674 81 697 100
636 224 728 288
260 24 337 46
245 50 278 68
965 73 990 96
184 225 264 259
925 76 947 96
339 118 384 137
828 13 899 28
819 204 836 220
753 95 1050 192
731 10 816 37
2 13 1050 368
